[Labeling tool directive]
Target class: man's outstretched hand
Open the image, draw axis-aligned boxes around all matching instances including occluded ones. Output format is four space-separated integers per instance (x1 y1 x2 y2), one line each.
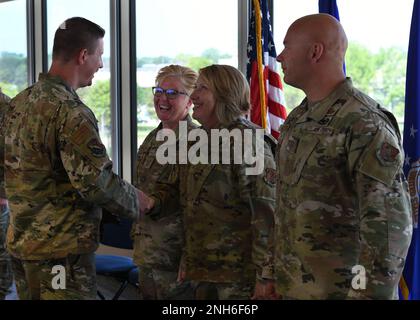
137 189 155 215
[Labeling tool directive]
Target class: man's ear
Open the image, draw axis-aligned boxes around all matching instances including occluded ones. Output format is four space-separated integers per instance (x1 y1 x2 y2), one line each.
77 48 89 65
308 42 324 62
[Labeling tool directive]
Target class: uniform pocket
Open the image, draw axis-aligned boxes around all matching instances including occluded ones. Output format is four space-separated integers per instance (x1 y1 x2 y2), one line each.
385 179 413 259
280 135 319 185
358 128 402 187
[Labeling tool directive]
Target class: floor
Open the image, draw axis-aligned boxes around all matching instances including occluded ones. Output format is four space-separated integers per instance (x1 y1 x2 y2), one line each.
5 274 140 300
5 244 140 300
96 244 140 300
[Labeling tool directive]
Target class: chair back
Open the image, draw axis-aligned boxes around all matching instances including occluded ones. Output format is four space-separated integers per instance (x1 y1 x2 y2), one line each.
101 217 133 250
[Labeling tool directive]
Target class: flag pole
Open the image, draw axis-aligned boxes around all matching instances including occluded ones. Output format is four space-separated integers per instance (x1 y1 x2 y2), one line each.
252 0 268 130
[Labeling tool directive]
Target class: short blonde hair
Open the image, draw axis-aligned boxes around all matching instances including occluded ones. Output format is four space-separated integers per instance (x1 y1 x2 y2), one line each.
198 64 250 125
155 64 198 95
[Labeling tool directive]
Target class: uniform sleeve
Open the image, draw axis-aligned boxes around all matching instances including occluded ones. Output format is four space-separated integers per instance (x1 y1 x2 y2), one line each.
58 105 139 221
148 163 180 219
349 121 413 299
235 139 276 281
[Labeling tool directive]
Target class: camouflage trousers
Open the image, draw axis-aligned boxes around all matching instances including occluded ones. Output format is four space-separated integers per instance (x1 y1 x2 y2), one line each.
138 266 194 300
11 252 96 300
0 204 12 300
194 281 253 300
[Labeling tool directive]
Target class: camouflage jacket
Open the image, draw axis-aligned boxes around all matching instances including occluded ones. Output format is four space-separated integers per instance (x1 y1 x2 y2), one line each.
275 78 413 299
2 73 139 260
151 118 277 284
0 90 11 199
132 115 197 270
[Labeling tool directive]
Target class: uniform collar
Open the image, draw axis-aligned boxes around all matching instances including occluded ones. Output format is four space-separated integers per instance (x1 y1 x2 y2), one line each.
39 73 78 98
174 113 195 138
304 77 354 123
217 116 248 130
157 113 195 140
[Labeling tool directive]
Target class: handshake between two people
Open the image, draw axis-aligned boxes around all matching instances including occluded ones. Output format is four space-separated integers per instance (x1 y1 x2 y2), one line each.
137 189 155 216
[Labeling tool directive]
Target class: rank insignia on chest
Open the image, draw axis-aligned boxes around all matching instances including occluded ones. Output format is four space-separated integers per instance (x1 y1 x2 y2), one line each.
286 136 299 154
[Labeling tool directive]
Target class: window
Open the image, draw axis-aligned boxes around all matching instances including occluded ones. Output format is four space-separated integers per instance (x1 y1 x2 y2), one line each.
135 0 238 146
0 0 28 98
273 0 414 133
338 0 414 130
47 0 112 156
273 0 318 113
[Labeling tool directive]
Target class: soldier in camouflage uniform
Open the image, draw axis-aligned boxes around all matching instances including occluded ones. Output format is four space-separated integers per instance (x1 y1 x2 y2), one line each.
0 89 13 300
274 14 413 299
133 65 198 299
1 17 151 300
148 65 277 299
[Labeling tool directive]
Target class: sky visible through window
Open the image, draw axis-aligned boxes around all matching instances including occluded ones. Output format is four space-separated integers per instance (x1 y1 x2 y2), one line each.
272 0 414 128
0 1 414 60
273 0 413 54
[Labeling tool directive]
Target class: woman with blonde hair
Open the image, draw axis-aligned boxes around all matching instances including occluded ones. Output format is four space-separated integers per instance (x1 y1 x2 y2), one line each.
149 64 277 299
133 64 198 299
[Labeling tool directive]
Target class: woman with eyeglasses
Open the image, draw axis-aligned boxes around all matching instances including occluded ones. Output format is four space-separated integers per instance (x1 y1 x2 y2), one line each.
132 64 198 300
148 64 277 299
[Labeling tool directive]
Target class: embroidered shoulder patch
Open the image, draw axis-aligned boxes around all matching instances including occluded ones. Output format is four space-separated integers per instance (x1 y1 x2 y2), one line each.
72 124 91 145
263 168 277 186
87 138 107 158
377 142 399 164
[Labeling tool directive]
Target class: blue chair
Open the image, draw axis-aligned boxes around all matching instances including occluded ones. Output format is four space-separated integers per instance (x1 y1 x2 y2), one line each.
96 216 138 300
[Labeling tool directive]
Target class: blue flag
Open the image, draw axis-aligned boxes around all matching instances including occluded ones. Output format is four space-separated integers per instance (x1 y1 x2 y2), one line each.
400 0 420 300
318 0 341 20
318 0 346 74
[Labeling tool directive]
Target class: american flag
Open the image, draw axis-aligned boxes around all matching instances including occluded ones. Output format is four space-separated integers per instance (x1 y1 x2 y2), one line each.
246 0 287 139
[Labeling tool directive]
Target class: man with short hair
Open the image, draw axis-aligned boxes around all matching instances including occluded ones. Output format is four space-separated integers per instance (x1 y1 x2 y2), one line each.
274 14 413 299
2 17 152 300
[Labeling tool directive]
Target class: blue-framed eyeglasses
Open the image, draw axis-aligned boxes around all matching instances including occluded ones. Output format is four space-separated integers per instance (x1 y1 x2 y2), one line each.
152 87 188 99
